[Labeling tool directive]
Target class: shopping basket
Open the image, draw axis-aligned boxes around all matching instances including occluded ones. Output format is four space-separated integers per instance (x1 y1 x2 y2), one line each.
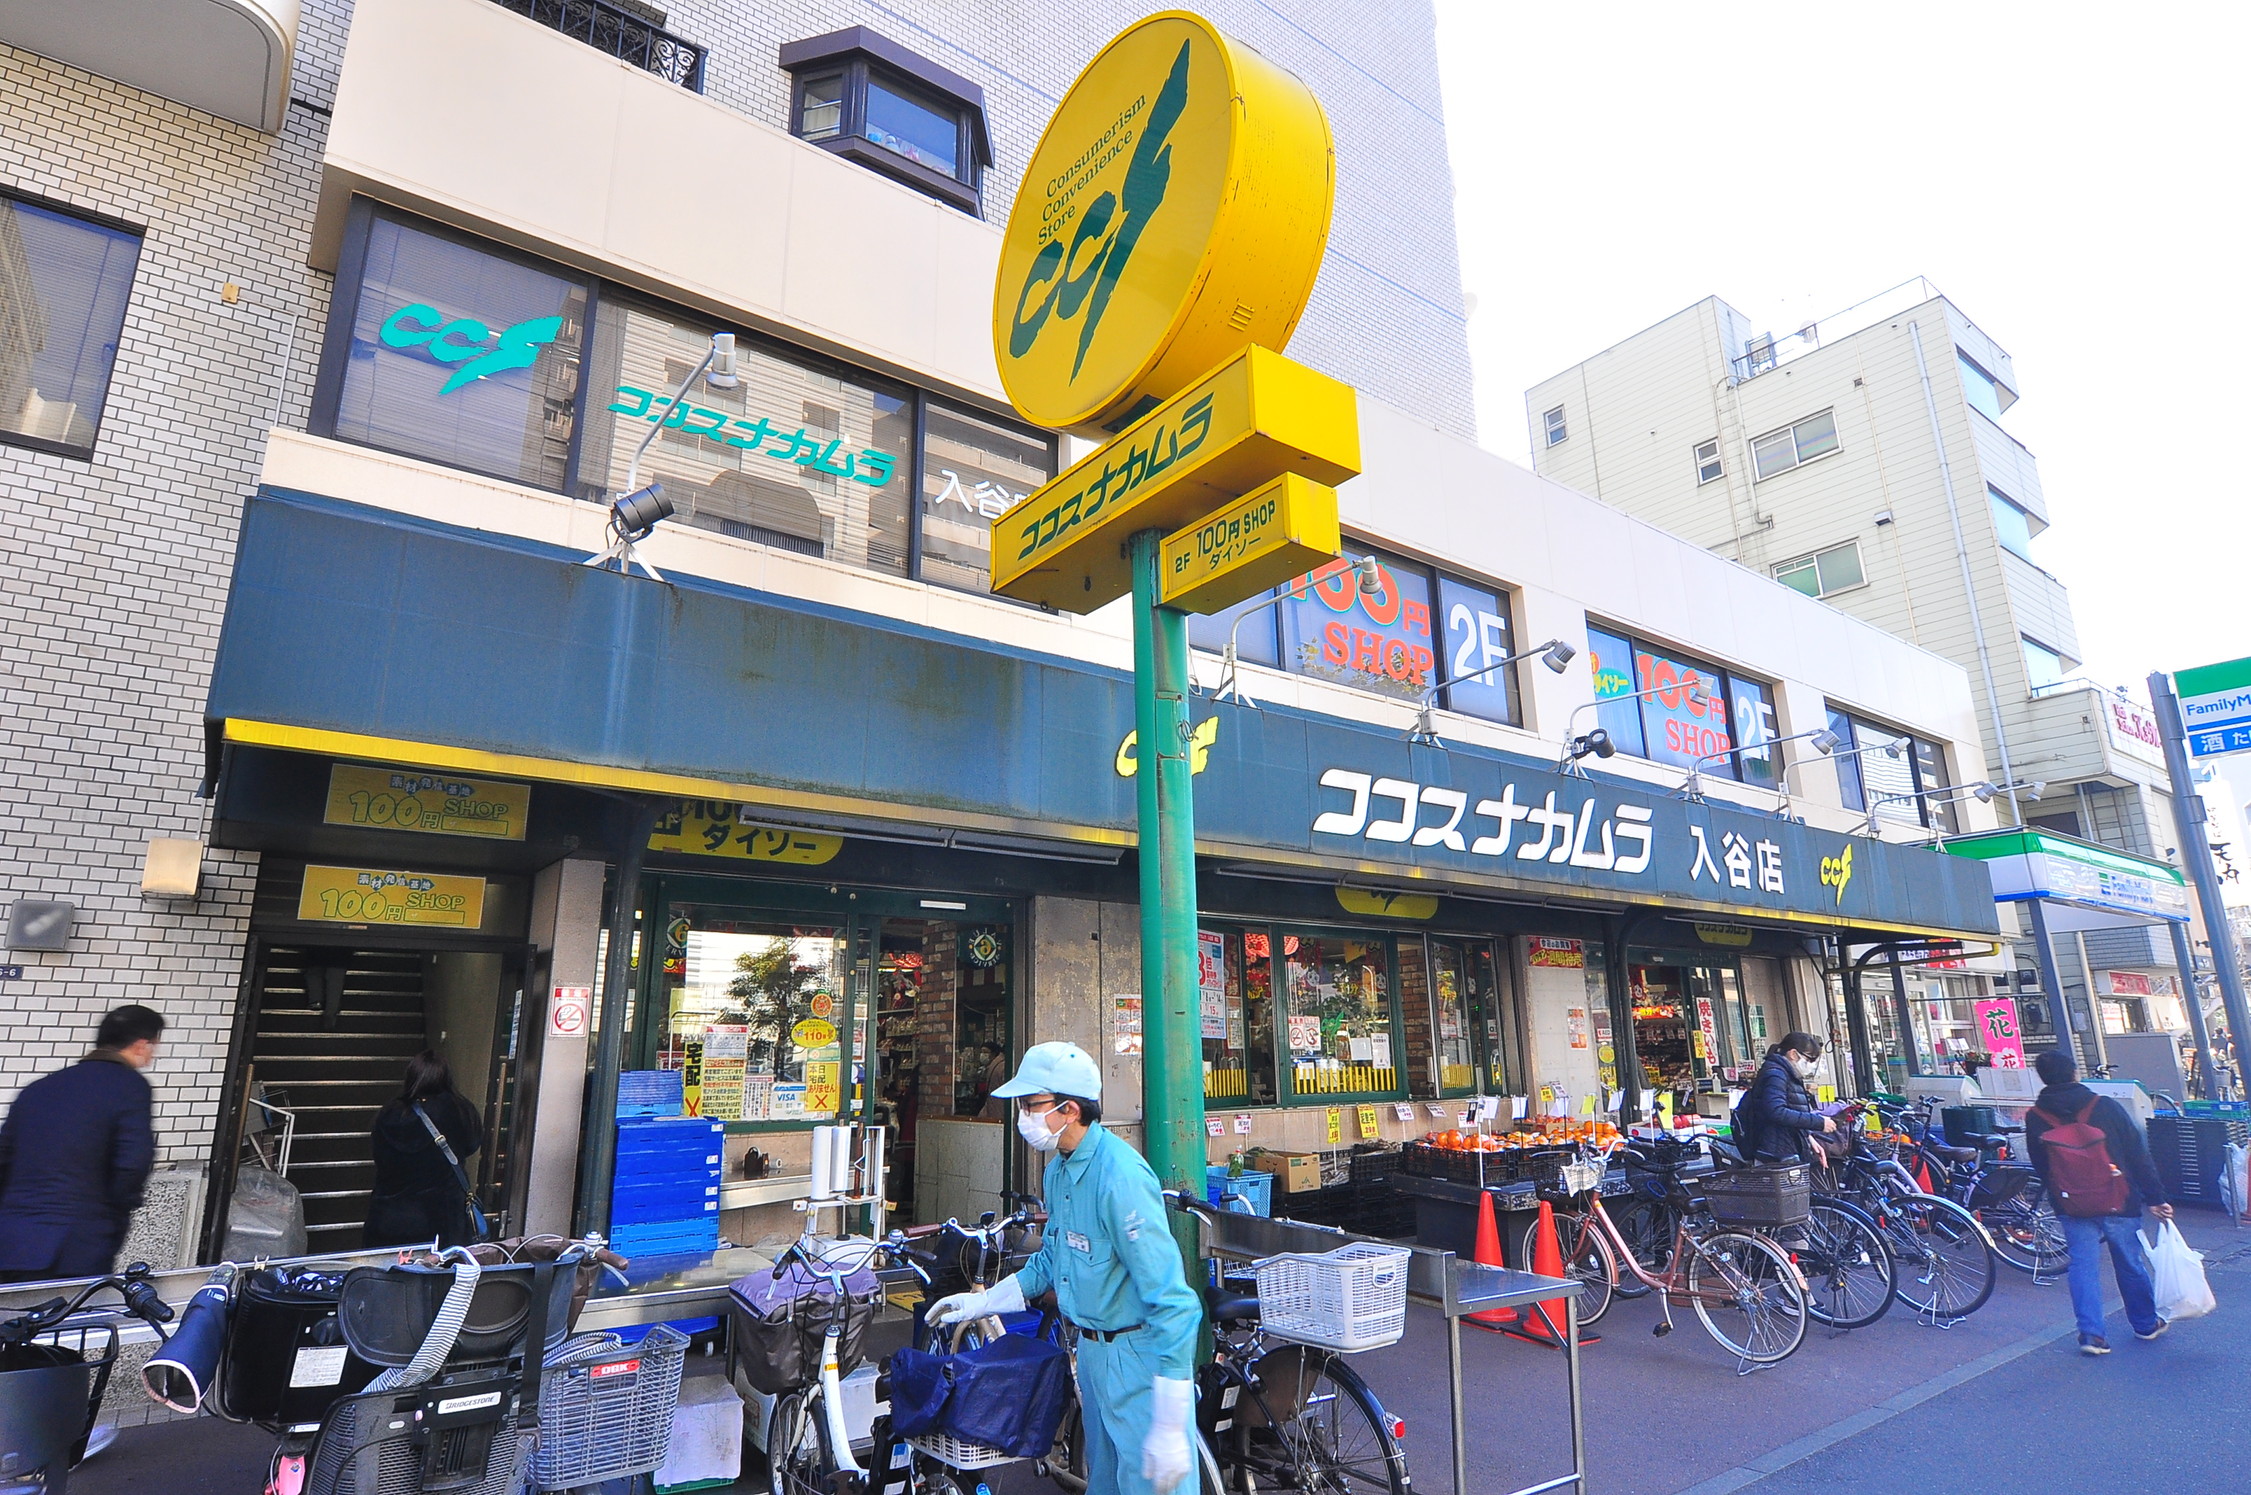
1251 1243 1410 1352
1697 1164 1811 1228
524 1323 690 1489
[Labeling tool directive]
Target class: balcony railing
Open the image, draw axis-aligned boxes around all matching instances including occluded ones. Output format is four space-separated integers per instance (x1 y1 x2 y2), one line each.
491 0 705 91
1728 277 1944 383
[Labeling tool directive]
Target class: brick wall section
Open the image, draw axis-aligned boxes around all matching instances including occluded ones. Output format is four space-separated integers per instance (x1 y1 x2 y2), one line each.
0 10 347 1164
915 924 958 1120
1396 935 1434 1099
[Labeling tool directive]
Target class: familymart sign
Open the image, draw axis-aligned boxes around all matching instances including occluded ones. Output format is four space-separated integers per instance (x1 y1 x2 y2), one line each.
2176 655 2251 760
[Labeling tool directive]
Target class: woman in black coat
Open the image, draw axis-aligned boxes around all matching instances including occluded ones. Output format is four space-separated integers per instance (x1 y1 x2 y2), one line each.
363 1050 485 1249
1738 1032 1837 1165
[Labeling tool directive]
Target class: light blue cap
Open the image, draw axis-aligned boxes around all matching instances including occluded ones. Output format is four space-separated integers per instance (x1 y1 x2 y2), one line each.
990 1040 1102 1100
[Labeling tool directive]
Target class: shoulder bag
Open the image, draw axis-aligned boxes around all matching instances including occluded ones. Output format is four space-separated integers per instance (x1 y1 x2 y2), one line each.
413 1101 492 1242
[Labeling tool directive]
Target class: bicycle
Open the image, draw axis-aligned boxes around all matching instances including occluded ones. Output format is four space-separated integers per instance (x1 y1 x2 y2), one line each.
1545 1134 1894 1333
1884 1097 2066 1279
0 1264 176 1490
1505 1143 1809 1366
1814 1106 1998 1321
1169 1192 1411 1495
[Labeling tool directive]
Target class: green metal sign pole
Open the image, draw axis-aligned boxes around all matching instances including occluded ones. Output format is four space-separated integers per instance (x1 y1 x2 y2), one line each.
1130 529 1209 1217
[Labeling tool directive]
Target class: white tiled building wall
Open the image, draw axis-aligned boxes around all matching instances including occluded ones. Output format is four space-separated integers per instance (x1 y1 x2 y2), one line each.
0 0 1471 1164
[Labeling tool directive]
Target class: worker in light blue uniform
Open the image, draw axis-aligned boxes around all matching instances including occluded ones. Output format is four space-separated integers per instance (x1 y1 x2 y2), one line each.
929 1042 1201 1495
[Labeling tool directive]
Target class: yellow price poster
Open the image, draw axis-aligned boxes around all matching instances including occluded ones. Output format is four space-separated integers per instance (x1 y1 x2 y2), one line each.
1325 1108 1342 1145
803 1061 841 1118
325 764 530 840
299 866 486 927
1355 1104 1379 1140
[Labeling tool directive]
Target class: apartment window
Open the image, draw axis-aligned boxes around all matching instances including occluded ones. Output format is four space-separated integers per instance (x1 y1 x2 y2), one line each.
0 191 143 459
1990 488 2035 560
1587 622 1775 782
1749 409 1839 480
1694 438 1723 484
1773 539 1865 598
781 29 993 216
314 201 1056 586
1543 406 1567 446
1826 707 1956 829
1191 550 1524 727
1958 353 2007 423
2023 636 2070 691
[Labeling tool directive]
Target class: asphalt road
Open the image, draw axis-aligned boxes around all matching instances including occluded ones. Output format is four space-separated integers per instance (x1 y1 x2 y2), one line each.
69 1215 2251 1495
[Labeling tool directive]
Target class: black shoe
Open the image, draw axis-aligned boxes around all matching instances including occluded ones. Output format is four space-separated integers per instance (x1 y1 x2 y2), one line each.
2136 1320 2169 1342
2080 1334 2111 1356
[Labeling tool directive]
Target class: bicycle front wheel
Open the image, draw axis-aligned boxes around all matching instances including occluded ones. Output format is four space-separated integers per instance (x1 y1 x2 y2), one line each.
1248 1348 1411 1495
1884 1193 1997 1318
1686 1230 1808 1364
1799 1200 1896 1330
765 1388 825 1495
1984 1188 2068 1278
1511 1209 1618 1325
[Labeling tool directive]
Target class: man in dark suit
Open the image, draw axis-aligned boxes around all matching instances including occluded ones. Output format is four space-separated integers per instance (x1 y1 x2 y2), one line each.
0 1004 164 1282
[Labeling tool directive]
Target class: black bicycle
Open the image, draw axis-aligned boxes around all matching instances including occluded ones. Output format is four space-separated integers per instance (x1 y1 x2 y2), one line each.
0 1264 175 1491
1882 1097 2065 1279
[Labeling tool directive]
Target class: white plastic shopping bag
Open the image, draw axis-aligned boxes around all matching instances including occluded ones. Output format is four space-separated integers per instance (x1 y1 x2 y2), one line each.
2224 1141 2250 1223
2143 1220 2217 1322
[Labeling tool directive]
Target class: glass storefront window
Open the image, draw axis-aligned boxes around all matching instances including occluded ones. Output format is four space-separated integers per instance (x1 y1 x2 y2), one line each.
1281 934 1399 1098
1435 574 1517 725
333 214 585 489
1242 930 1278 1106
1279 551 1437 703
1634 641 1732 773
582 297 914 573
920 401 1055 593
1200 928 1250 1103
1586 624 1646 758
661 911 847 1121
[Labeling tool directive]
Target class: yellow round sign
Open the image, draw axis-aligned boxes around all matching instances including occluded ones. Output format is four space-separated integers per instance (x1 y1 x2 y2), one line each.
791 1018 837 1049
994 11 1335 434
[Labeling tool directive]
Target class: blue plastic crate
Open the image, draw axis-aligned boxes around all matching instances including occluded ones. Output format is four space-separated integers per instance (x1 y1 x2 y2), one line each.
1206 1167 1273 1217
614 1315 719 1345
616 1117 726 1170
610 1217 721 1257
617 1069 686 1118
612 1181 722 1225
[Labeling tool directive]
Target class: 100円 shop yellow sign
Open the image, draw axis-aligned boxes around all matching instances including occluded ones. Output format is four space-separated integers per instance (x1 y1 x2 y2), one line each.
324 763 530 841
298 865 487 927
1160 472 1339 613
989 345 1359 611
994 11 1335 433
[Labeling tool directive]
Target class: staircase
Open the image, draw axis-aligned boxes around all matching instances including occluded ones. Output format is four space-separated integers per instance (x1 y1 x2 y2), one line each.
249 946 430 1248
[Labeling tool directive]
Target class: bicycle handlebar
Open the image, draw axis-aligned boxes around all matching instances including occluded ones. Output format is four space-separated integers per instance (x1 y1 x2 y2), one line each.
0 1264 173 1346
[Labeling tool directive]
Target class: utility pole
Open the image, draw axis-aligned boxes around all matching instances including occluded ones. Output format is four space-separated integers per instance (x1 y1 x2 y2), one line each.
2149 669 2251 1091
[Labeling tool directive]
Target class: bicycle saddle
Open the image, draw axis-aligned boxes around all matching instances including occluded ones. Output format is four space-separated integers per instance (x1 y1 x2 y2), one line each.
1205 1286 1261 1326
1926 1141 1980 1164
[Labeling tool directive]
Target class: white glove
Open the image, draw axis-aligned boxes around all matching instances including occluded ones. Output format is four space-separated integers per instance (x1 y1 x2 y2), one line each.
928 1273 1026 1329
1142 1376 1194 1493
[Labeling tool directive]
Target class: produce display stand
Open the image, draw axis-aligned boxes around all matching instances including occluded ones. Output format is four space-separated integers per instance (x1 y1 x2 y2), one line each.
1192 1209 1585 1495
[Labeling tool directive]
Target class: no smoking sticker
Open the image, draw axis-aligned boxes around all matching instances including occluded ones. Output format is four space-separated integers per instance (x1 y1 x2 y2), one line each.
550 985 591 1038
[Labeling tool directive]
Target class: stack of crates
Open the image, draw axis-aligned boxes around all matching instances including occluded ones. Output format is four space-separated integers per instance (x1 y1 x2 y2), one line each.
612 1116 726 1258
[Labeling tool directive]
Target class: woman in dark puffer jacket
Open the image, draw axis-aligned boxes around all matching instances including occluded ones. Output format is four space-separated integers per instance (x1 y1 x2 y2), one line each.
1736 1032 1837 1164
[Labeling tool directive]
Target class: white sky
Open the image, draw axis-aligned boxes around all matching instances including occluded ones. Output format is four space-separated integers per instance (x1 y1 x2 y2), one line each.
1434 1 2251 832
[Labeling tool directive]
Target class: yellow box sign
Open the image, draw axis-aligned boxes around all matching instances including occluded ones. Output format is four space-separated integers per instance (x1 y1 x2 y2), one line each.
648 801 842 865
298 865 487 928
990 346 1359 612
324 764 530 841
993 12 1335 434
1159 471 1339 614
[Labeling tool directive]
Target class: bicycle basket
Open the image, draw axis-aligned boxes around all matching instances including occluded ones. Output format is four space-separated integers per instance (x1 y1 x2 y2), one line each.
1698 1164 1811 1228
728 1261 883 1395
890 1333 1070 1463
525 1324 689 1487
1540 1158 1606 1200
1967 1163 2035 1209
1251 1243 1410 1353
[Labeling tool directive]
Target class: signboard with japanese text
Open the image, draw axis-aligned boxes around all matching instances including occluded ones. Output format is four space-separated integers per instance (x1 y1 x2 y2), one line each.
1197 930 1230 1042
549 986 591 1039
2100 695 2169 770
325 764 530 841
1160 473 1340 614
993 11 1335 434
648 802 842 865
1528 938 1585 968
298 866 487 927
1279 551 1435 702
1943 830 2188 925
2176 656 2251 760
1972 998 2027 1068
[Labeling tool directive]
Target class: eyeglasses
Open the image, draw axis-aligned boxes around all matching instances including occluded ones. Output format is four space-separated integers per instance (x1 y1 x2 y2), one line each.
1018 1097 1062 1116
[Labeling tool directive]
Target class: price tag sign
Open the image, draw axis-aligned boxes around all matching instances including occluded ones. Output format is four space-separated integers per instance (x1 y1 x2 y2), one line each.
1207 1118 1224 1137
1356 1104 1379 1140
1233 1114 1253 1135
548 986 591 1039
1326 1109 1343 1145
1393 1102 1415 1122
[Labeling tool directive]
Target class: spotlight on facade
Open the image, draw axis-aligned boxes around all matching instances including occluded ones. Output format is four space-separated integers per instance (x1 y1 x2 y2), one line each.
1537 639 1577 674
706 332 739 389
1568 728 1616 762
611 483 674 538
1810 728 1843 754
1353 555 1382 595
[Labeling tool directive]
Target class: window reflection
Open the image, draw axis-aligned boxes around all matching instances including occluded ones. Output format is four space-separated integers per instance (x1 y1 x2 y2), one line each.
662 915 845 1121
1282 935 1397 1096
920 402 1053 592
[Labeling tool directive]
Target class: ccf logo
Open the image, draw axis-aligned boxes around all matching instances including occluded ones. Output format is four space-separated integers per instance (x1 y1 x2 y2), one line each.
380 304 564 394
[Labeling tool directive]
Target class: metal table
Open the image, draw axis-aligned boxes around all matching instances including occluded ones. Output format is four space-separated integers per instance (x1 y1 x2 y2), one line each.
1191 1211 1585 1495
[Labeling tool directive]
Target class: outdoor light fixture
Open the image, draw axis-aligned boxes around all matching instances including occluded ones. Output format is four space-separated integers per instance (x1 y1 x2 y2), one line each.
1679 724 1845 804
1555 677 1714 776
584 330 739 581
1405 638 1575 746
1858 776 2042 838
1209 555 1388 707
1775 731 1901 818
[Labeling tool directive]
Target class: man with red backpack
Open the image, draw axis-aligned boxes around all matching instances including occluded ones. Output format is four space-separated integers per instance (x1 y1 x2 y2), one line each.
2024 1048 2173 1355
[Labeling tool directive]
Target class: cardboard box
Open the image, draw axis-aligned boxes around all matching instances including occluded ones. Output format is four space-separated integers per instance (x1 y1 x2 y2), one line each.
1254 1150 1325 1193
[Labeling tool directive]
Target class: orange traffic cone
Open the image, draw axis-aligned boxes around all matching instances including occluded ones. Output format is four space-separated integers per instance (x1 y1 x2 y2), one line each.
1505 1198 1598 1348
1463 1190 1520 1332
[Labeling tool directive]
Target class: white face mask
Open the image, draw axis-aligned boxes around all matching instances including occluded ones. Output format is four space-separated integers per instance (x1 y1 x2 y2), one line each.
1789 1054 1820 1082
1017 1105 1065 1153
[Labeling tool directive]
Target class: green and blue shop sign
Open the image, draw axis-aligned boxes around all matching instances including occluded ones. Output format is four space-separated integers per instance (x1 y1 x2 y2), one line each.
209 489 2001 943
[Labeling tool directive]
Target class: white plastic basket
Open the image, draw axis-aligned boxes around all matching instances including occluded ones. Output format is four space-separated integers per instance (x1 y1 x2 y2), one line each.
905 1431 1020 1471
1251 1242 1411 1352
